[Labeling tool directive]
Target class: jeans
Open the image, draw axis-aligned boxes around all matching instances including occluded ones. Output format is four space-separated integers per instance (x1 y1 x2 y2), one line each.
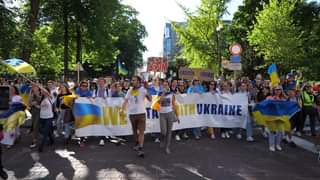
192 128 201 138
64 122 74 139
268 131 282 147
236 115 253 138
301 106 318 135
39 118 54 148
159 112 175 149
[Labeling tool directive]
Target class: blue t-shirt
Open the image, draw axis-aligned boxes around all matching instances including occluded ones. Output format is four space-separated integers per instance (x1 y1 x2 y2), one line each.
187 85 205 94
75 88 93 97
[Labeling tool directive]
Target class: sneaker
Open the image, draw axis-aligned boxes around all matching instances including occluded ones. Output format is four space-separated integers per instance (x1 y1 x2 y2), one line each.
175 135 181 141
183 133 189 139
210 134 216 140
225 132 230 139
195 135 200 140
236 134 242 140
154 138 160 143
165 148 171 155
296 132 302 137
262 131 268 138
276 145 282 151
137 149 145 158
30 143 37 149
54 130 60 138
221 133 226 139
99 139 105 146
246 136 254 142
269 146 275 152
133 144 140 151
0 169 8 180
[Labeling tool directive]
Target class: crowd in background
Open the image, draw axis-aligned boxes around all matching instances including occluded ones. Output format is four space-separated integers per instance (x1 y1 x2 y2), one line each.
1 73 320 155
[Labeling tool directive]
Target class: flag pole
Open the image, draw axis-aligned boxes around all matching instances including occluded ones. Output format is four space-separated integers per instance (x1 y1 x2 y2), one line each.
77 62 80 85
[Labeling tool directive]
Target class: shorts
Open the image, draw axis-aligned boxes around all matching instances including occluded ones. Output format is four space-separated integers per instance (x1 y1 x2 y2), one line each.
129 113 146 132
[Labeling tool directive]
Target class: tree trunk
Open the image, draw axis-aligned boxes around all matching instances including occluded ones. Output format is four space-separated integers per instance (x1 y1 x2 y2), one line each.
22 0 40 63
76 22 82 64
63 6 69 81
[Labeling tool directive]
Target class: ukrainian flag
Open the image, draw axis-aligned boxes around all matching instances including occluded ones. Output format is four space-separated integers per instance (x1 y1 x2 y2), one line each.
118 61 128 76
0 102 26 131
252 100 301 131
1 59 36 75
267 63 280 87
20 84 32 108
73 103 102 128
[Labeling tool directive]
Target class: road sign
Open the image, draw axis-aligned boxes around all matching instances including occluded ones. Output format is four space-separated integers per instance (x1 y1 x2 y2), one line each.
229 43 242 55
230 55 241 63
227 63 242 71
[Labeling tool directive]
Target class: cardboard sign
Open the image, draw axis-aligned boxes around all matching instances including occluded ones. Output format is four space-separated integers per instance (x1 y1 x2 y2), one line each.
179 67 213 81
147 57 168 72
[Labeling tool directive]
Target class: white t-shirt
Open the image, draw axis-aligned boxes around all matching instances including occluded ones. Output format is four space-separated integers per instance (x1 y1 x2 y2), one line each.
159 93 174 113
40 97 54 119
125 87 148 115
11 95 22 103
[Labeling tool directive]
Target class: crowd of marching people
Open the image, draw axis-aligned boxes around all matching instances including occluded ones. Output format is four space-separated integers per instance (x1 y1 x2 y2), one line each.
0 73 320 165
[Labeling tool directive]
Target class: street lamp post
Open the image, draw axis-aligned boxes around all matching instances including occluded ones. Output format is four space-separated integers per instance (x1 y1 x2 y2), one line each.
216 24 223 76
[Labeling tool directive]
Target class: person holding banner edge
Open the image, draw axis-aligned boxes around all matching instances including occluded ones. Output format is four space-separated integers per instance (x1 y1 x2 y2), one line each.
122 76 151 157
158 80 180 154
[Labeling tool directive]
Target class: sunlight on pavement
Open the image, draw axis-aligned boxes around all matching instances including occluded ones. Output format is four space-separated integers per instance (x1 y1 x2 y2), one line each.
174 163 213 180
124 164 154 180
5 162 50 180
96 168 127 180
55 149 89 180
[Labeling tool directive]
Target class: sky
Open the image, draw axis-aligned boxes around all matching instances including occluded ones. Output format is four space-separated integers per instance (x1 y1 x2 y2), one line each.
122 0 243 61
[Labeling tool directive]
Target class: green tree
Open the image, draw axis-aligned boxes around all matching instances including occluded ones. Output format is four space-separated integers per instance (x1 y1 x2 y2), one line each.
0 0 20 59
174 0 230 74
230 0 268 78
248 0 305 72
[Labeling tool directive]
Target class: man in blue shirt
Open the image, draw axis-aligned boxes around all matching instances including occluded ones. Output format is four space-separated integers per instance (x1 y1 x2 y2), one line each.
75 81 93 97
187 77 205 140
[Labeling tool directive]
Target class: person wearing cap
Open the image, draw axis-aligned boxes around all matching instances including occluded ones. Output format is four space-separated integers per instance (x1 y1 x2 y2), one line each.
187 77 205 140
266 85 287 152
300 84 317 137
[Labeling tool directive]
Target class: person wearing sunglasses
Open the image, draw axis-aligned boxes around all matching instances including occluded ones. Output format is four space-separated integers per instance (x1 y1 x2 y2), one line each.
187 77 205 140
75 81 93 98
75 81 93 147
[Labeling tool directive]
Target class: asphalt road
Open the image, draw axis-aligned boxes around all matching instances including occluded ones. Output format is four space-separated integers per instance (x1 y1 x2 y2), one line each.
2 130 320 180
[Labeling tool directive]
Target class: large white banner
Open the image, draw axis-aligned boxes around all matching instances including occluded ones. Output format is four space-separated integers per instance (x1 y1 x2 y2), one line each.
74 93 248 137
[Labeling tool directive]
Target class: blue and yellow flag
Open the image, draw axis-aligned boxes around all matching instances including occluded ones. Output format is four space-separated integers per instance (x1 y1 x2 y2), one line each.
267 63 280 87
20 84 32 108
0 102 26 131
252 100 300 131
118 61 128 76
73 103 102 128
1 58 36 75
